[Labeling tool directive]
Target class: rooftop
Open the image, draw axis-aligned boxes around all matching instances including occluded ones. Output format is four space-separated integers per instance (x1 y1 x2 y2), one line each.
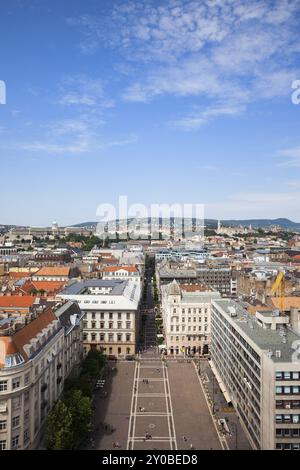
34 266 71 277
60 279 128 296
212 299 300 362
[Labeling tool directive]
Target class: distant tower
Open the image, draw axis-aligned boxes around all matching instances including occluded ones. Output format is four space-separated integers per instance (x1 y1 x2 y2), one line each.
249 224 252 231
52 221 58 232
217 220 221 232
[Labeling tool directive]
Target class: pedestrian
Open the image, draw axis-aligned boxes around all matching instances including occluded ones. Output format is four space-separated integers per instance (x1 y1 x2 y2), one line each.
190 443 194 450
182 435 187 442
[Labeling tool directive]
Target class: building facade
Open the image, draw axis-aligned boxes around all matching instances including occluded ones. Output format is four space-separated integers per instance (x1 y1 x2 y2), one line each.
0 301 83 450
160 280 221 356
210 299 300 450
59 279 141 358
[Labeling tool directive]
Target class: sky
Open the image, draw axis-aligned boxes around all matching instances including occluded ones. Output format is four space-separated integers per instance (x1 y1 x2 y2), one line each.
0 0 300 226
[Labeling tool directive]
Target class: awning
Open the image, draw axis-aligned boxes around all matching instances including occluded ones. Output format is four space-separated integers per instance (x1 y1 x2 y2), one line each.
209 361 232 404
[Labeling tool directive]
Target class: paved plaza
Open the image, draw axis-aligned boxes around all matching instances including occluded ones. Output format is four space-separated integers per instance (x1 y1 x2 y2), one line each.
90 351 227 450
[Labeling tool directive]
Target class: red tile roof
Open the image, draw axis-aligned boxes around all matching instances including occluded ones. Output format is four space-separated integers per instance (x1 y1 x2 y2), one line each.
12 308 58 360
0 295 37 308
35 267 71 277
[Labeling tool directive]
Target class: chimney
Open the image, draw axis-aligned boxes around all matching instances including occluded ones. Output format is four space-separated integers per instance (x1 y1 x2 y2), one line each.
290 307 300 334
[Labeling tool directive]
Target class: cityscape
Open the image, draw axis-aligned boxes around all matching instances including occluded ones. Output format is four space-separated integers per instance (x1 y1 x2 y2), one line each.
1 0 300 458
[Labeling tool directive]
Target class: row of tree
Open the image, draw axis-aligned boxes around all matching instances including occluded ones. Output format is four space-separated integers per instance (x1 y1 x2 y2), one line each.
45 350 106 450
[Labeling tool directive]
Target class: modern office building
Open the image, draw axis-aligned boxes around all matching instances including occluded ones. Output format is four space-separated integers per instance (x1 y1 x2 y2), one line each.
59 279 141 357
158 264 237 296
210 299 300 450
161 280 221 356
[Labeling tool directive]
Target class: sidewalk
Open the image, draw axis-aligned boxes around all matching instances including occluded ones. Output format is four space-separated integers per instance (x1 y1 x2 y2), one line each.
196 359 252 450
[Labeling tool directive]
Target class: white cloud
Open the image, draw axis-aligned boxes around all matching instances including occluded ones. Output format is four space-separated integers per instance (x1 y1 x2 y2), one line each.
57 76 114 109
68 0 300 126
277 147 300 167
170 104 245 130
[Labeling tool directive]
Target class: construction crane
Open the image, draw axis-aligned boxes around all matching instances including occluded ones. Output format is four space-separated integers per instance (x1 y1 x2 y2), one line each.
271 271 285 313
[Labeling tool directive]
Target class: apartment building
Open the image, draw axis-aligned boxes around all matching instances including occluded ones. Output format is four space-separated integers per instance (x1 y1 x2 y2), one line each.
161 280 221 356
0 296 38 317
0 300 83 450
59 279 141 357
157 263 236 296
210 299 300 450
101 266 142 285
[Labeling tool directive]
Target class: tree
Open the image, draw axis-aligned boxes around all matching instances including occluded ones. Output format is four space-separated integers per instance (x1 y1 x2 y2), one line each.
45 400 73 450
64 390 92 448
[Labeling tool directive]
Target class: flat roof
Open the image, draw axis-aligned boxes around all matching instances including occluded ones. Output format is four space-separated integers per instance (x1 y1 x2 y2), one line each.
60 279 127 296
212 299 300 362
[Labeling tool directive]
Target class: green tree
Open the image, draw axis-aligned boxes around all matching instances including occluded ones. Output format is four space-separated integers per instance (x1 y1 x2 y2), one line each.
45 400 73 450
64 390 92 447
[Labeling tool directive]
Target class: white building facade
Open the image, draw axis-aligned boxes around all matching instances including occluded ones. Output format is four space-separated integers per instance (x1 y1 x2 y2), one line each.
161 280 221 356
59 279 141 358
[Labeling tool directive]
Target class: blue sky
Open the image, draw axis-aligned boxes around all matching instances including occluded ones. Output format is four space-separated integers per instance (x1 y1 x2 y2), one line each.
0 0 300 226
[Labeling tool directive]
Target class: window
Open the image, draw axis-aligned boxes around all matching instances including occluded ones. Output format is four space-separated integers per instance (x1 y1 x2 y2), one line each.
117 334 122 342
12 377 21 390
292 372 300 380
24 373 30 385
109 322 113 329
109 313 113 319
24 429 30 444
108 334 113 342
0 381 7 392
92 322 96 329
126 334 131 342
100 313 104 319
12 397 21 410
0 420 6 430
0 440 6 450
100 334 105 341
117 322 122 329
126 313 130 320
24 410 29 422
126 322 131 329
12 416 20 428
284 372 291 380
12 435 19 449
118 313 122 319
91 334 96 341
0 401 6 412
91 313 96 319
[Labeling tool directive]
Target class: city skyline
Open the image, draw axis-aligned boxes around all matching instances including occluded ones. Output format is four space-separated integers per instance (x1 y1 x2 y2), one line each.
1 0 300 226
